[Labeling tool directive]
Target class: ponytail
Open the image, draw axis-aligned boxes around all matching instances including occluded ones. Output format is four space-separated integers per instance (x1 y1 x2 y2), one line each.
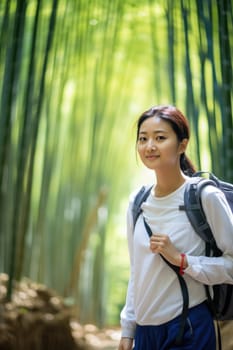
180 153 196 176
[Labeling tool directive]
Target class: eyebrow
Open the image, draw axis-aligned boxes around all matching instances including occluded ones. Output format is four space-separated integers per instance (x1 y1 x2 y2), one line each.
138 129 167 134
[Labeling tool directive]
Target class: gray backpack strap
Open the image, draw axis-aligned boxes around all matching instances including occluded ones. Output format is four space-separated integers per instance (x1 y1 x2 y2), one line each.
132 185 153 228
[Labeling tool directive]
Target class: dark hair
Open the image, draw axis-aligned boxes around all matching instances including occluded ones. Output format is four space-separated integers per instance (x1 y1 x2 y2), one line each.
136 105 196 176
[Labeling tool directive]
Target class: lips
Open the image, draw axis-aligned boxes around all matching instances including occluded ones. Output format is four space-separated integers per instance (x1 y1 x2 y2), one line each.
146 154 159 159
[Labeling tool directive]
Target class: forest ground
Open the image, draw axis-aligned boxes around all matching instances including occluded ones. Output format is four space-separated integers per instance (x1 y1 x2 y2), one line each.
0 273 120 350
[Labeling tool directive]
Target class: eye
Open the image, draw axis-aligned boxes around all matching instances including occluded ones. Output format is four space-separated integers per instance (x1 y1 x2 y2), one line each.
156 135 166 141
138 136 147 143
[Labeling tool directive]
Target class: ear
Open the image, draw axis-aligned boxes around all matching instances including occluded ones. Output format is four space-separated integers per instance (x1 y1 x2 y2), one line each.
179 138 188 154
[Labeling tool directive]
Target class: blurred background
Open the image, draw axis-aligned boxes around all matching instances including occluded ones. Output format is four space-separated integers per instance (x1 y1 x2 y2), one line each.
0 0 232 348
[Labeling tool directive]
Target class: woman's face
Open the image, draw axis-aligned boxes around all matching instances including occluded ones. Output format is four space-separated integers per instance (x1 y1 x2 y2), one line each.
137 116 187 172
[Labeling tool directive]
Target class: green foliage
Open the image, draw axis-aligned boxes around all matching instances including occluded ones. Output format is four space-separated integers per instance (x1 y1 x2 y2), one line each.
0 0 232 327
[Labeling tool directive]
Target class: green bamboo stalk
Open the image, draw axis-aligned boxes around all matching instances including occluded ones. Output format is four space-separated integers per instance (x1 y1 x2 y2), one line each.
4 0 28 300
217 0 233 181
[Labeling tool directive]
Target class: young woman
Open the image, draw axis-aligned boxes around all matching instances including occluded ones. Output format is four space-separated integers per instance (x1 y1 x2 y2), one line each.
118 105 233 350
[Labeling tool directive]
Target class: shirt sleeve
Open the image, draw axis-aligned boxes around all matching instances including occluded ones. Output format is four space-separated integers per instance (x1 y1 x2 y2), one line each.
185 185 233 285
120 196 137 338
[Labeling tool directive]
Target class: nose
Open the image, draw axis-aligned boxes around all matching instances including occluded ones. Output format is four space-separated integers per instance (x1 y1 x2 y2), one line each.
147 139 156 151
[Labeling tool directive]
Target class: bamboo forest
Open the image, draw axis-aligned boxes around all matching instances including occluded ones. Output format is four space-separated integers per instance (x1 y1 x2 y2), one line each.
0 0 232 349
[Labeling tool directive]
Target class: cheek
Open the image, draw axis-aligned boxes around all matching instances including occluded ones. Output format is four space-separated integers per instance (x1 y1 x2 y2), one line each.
137 145 146 161
137 144 143 155
162 144 180 161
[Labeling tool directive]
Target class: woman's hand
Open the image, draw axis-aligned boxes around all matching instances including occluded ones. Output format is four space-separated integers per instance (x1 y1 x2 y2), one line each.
118 337 134 350
150 233 187 267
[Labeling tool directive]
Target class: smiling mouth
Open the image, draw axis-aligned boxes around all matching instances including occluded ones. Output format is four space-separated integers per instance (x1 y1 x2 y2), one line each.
146 155 159 159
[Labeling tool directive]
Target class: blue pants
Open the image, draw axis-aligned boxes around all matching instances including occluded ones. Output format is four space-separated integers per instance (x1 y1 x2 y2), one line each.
133 302 216 350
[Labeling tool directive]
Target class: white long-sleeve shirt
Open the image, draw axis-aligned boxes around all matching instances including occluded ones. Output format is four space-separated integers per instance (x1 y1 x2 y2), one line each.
120 178 233 338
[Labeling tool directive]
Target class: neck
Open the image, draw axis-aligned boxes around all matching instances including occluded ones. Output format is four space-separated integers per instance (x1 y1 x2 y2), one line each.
154 171 187 197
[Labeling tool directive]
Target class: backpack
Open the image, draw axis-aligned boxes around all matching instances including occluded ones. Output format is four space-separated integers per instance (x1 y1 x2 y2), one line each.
132 171 233 346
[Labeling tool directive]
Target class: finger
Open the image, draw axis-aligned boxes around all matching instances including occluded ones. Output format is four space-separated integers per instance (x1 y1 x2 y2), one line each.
150 241 163 253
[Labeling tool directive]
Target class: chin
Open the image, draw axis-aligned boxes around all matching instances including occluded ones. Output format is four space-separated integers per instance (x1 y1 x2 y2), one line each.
145 164 157 171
